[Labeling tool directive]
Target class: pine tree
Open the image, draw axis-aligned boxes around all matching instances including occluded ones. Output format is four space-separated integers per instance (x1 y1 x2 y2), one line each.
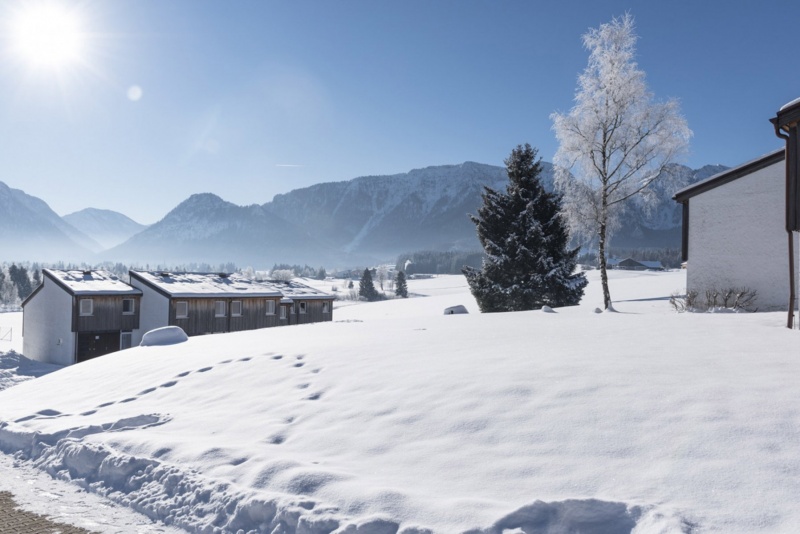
359 268 380 301
395 271 408 298
463 143 587 312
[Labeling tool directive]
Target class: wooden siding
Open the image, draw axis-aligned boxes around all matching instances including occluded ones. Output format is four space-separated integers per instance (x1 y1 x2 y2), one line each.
287 300 334 325
170 297 284 336
73 296 141 333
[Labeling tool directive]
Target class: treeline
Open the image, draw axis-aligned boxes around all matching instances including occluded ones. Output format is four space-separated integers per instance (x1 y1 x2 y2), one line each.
395 250 484 275
577 247 682 269
0 263 41 307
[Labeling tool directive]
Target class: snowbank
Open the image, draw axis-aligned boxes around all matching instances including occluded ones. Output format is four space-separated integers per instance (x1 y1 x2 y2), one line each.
0 351 62 392
0 271 799 532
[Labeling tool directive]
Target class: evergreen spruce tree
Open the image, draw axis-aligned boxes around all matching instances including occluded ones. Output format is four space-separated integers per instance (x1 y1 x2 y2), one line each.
395 271 408 298
359 268 379 301
463 143 587 312
8 264 33 301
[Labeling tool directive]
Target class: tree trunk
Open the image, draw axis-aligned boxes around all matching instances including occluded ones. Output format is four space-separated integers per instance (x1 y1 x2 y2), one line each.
598 193 611 309
598 222 611 309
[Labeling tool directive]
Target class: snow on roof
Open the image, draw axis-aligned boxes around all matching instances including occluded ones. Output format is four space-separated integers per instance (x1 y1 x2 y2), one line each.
131 271 284 298
45 269 142 296
266 279 332 300
780 96 800 111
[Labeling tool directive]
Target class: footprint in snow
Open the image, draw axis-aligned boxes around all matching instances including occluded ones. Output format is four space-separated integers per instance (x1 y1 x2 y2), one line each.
160 381 178 388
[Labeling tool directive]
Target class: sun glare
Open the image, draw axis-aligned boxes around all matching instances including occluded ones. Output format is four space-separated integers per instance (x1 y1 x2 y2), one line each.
10 4 85 69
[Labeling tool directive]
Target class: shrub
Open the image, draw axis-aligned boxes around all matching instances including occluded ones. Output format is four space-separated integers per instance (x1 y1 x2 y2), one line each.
670 287 757 313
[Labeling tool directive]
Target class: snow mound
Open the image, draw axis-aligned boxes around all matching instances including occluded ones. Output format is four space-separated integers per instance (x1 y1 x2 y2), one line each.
0 351 62 392
0 410 689 533
541 305 555 313
139 326 188 347
443 305 468 315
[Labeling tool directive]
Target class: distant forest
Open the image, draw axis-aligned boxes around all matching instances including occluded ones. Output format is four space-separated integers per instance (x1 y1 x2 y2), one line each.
394 246 682 277
395 251 484 275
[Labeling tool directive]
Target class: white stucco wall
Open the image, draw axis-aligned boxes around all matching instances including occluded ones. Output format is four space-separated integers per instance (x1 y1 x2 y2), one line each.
687 160 798 311
130 278 169 346
22 281 75 365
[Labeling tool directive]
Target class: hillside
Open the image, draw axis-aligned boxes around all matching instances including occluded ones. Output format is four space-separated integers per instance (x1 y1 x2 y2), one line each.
62 208 147 250
0 181 99 260
1 271 799 533
4 161 729 265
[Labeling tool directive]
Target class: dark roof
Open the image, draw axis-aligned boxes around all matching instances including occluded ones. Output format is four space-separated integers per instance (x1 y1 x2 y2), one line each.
673 148 784 203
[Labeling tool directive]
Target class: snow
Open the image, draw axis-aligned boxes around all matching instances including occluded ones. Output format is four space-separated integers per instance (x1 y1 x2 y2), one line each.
131 271 285 298
45 269 142 295
779 96 800 112
1 271 800 532
140 326 189 347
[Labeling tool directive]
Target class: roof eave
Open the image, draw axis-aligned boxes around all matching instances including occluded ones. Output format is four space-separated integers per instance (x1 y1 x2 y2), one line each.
673 148 785 203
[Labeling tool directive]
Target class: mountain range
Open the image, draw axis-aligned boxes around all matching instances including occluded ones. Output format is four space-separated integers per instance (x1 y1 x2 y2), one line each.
0 160 728 266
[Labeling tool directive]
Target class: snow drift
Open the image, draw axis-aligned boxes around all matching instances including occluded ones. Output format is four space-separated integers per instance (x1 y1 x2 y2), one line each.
1 271 799 533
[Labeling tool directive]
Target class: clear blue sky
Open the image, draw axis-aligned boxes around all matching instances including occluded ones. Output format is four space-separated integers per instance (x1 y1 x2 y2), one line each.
1 1 798 225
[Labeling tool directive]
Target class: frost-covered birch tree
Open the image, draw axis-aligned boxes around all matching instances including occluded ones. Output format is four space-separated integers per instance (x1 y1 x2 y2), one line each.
551 14 691 309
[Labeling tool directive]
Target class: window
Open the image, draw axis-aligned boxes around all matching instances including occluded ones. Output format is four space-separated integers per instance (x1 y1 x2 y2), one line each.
215 300 226 317
299 302 307 314
231 301 242 316
280 306 287 319
120 332 132 350
322 302 330 314
122 298 135 315
266 300 276 315
176 301 188 318
79 299 93 316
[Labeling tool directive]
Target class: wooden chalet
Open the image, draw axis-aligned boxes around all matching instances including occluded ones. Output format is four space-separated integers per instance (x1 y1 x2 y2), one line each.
23 270 334 365
128 271 334 343
269 280 334 325
128 271 285 341
22 269 142 365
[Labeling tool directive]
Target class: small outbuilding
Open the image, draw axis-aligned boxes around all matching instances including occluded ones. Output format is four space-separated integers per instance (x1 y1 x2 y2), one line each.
616 259 664 271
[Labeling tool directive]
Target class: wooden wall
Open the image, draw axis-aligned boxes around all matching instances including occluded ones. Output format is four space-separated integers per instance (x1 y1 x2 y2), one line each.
169 297 284 336
73 296 141 333
291 299 334 325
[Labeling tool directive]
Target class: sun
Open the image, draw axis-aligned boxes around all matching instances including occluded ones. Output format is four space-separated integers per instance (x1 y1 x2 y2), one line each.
10 3 85 69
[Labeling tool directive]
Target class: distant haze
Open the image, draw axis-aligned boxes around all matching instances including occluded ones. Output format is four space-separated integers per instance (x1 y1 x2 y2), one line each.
0 160 727 267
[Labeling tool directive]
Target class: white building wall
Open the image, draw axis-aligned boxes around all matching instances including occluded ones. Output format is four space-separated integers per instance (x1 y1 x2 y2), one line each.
130 279 169 345
22 281 75 365
687 160 798 311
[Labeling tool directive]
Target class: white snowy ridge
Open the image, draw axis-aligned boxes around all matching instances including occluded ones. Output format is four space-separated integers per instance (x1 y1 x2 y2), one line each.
1 272 799 533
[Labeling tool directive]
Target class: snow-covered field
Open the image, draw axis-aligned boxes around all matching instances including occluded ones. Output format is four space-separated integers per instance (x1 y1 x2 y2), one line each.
1 270 799 533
